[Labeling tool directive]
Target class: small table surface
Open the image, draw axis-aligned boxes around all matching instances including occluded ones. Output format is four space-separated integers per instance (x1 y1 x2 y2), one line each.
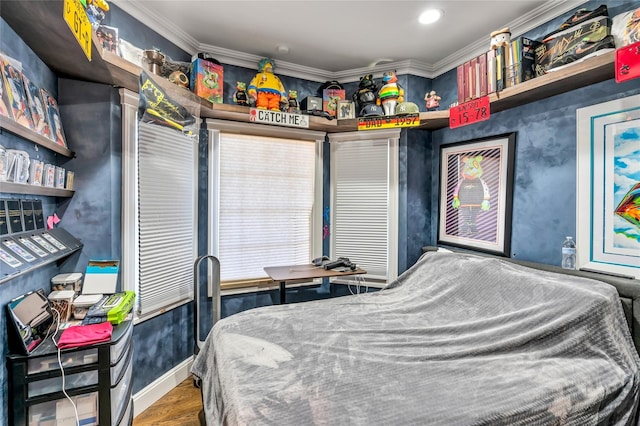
264 263 367 304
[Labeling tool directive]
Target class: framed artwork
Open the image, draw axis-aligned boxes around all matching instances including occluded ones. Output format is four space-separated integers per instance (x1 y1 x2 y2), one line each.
576 94 640 279
438 133 516 255
337 100 355 120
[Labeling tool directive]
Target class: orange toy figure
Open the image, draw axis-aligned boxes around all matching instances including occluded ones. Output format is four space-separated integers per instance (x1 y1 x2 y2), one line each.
247 58 287 111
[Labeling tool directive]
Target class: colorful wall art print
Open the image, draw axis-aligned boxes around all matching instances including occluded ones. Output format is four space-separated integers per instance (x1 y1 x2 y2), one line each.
438 133 515 256
577 94 640 279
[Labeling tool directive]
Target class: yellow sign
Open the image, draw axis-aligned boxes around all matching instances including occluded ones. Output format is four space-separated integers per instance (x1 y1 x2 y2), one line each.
63 0 92 61
357 113 420 131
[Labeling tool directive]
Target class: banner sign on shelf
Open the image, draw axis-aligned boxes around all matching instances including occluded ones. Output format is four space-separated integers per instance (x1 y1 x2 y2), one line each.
63 0 92 61
357 113 420 131
615 41 640 83
449 96 490 129
249 108 309 128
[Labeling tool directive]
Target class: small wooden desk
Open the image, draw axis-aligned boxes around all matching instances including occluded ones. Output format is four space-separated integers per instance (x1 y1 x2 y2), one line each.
264 264 367 304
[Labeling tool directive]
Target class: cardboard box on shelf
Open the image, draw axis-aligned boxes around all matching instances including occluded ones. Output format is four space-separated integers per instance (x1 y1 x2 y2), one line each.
189 58 223 103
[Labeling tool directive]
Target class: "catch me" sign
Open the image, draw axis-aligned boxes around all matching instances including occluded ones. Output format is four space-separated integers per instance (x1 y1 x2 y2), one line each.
249 108 309 128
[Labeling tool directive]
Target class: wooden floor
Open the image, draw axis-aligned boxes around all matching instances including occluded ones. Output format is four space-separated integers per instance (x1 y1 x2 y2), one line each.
133 377 203 426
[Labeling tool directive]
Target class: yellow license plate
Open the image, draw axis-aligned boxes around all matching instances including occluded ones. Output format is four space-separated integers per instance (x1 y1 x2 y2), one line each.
63 0 92 61
357 113 420 131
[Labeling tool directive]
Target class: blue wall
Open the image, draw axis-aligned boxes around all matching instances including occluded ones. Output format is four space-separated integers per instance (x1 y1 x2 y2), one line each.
2 1 640 424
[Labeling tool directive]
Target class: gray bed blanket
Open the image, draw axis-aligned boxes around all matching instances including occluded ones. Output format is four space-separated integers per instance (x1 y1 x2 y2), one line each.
191 251 640 425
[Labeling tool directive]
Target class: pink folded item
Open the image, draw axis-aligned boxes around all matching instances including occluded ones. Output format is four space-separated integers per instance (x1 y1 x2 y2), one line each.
57 321 113 349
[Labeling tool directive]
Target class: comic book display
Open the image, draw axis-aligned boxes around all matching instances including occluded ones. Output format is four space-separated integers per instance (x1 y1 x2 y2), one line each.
0 53 35 130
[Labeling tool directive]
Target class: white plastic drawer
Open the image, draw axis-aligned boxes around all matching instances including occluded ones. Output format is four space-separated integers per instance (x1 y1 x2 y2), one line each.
28 348 98 374
28 392 98 426
111 345 132 385
111 358 133 423
28 370 98 397
117 396 133 426
111 321 133 365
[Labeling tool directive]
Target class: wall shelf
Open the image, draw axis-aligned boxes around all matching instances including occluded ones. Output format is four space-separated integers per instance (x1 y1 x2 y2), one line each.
0 116 75 158
0 181 74 197
0 1 618 134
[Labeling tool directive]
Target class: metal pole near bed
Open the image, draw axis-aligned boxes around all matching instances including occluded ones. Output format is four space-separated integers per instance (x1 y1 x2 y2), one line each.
193 255 221 356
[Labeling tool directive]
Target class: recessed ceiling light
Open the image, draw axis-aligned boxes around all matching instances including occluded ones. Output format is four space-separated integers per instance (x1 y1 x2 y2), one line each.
419 9 443 25
277 45 289 54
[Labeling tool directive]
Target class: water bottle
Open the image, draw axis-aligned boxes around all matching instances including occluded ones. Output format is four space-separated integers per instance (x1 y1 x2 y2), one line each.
561 236 576 270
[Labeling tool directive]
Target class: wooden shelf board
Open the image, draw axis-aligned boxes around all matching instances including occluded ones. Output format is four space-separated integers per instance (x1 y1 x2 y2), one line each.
0 181 74 197
1 116 75 157
1 1 619 135
489 51 615 113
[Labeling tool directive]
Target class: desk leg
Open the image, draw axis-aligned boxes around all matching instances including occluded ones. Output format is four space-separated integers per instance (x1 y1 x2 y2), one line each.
279 281 286 304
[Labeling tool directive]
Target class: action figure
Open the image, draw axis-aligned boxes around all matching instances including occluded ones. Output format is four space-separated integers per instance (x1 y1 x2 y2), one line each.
424 90 441 111
247 58 287 111
287 90 300 114
352 74 378 117
377 70 404 116
233 81 249 106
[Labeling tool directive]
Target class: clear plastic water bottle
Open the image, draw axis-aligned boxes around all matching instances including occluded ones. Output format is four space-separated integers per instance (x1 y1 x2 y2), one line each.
561 236 576 270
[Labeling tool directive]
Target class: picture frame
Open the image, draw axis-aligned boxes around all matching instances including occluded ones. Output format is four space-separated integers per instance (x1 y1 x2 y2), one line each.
336 100 355 120
576 94 640 279
438 133 516 255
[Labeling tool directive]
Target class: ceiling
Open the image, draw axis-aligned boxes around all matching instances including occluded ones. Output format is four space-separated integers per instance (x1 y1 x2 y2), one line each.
111 0 586 82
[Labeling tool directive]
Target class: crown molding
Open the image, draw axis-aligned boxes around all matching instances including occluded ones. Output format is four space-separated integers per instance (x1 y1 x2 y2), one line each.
111 0 200 54
112 0 587 82
432 0 587 78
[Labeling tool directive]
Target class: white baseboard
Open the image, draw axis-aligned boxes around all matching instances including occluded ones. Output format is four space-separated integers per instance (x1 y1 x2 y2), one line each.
132 357 194 418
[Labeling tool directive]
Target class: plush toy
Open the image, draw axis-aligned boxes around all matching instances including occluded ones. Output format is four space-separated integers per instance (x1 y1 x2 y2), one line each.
286 90 300 114
424 90 441 111
377 70 404 116
247 58 287 111
452 156 491 236
490 27 511 50
352 74 378 117
233 81 249 106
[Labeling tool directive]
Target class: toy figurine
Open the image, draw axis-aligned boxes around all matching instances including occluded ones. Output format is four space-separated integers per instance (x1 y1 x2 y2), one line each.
490 27 511 50
424 90 441 111
247 58 287 111
233 81 249 106
352 74 378 117
287 90 300 114
377 70 404 116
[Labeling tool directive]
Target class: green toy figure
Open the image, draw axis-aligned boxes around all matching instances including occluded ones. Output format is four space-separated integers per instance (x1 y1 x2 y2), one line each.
247 58 287 111
233 81 249 106
287 90 300 114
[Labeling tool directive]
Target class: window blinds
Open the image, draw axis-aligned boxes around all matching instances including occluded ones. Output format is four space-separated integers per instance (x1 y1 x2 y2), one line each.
137 122 197 315
218 133 316 282
330 130 399 284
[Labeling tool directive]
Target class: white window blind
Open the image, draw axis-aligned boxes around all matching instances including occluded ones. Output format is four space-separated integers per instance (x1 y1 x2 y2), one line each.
121 87 198 321
135 122 197 314
330 130 399 284
216 132 318 282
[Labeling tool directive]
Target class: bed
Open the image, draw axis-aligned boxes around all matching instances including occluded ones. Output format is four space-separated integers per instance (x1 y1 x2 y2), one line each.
191 250 640 425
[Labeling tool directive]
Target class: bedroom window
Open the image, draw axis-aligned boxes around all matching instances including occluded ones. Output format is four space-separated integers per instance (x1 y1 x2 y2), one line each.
206 120 325 289
120 89 199 321
329 130 399 286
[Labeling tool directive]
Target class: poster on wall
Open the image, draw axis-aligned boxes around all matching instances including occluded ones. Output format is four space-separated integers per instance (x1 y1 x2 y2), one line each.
577 94 640 279
438 133 516 256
